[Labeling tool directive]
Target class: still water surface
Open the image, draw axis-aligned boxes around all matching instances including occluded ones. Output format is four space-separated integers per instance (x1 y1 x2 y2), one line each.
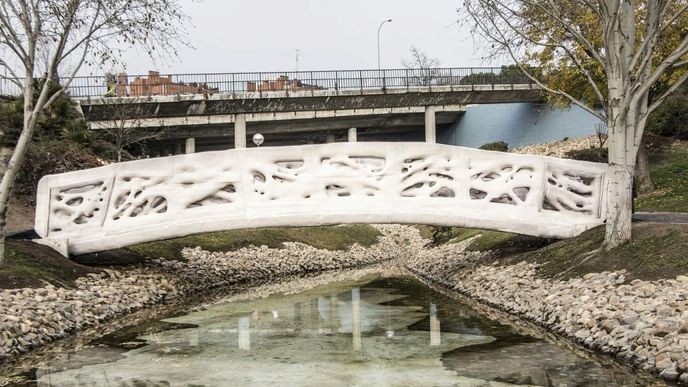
20 273 661 386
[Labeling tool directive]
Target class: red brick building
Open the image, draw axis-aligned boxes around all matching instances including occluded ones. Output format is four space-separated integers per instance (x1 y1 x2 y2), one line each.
247 75 323 92
110 71 219 97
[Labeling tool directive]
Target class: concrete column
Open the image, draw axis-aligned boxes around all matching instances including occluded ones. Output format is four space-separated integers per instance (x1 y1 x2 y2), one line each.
326 133 336 143
348 127 357 142
425 106 437 143
174 142 182 155
235 114 247 149
185 138 196 154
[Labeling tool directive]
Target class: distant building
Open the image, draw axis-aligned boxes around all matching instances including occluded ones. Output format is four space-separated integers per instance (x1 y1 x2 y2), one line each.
247 75 323 92
107 71 219 97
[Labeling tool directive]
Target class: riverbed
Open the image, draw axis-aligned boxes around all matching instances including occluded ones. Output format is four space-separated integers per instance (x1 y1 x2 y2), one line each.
3 268 661 386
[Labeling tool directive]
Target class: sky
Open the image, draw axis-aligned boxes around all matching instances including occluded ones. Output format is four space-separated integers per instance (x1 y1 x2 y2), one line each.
115 0 491 75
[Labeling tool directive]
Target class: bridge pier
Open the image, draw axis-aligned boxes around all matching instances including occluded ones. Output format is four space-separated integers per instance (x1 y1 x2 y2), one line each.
326 133 336 143
185 138 196 154
425 106 436 143
235 114 247 149
348 127 357 142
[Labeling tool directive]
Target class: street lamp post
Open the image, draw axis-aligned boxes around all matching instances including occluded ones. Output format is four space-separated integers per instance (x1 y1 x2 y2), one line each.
377 19 393 71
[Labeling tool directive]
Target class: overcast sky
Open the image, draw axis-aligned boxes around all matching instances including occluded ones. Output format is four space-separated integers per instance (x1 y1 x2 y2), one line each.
116 0 492 75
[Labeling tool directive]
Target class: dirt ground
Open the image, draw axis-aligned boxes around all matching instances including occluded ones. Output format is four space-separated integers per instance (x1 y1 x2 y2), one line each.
7 195 35 233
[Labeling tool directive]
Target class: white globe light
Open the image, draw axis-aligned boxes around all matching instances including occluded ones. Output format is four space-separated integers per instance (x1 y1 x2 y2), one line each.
252 133 264 147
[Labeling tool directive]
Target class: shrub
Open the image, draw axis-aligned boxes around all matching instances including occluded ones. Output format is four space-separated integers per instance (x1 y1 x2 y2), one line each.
479 141 509 152
644 132 674 153
15 141 104 199
564 147 608 163
646 94 688 139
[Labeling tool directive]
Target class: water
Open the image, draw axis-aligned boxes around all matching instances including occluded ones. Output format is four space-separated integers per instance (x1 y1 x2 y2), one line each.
9 272 661 386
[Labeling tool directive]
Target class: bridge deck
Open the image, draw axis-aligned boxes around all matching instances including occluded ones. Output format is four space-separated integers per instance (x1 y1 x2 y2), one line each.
34 143 608 256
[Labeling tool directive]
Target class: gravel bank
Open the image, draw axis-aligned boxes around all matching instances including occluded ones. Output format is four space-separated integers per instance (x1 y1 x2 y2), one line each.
405 228 688 384
0 225 409 363
511 135 604 157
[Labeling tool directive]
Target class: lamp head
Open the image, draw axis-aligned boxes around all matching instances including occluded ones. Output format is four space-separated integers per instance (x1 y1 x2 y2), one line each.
252 133 264 147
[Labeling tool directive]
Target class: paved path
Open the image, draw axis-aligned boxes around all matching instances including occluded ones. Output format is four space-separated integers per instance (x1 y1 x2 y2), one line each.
633 212 688 224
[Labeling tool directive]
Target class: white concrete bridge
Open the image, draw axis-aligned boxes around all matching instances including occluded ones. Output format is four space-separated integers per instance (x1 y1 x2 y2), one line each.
34 142 609 256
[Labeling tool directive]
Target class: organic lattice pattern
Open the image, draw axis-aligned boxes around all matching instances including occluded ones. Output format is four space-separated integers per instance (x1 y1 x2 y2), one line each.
35 143 610 255
468 161 537 206
47 179 112 235
543 165 603 216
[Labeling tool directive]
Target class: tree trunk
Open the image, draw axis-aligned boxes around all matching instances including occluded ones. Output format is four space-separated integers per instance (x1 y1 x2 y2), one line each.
0 191 9 266
635 136 653 195
604 102 635 249
0 109 41 264
605 164 634 248
0 234 4 265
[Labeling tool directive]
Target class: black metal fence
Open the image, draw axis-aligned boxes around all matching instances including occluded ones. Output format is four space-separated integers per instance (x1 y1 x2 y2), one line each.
0 67 534 99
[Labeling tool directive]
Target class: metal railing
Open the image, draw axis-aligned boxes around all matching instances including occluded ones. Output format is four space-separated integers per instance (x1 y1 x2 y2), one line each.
0 67 534 99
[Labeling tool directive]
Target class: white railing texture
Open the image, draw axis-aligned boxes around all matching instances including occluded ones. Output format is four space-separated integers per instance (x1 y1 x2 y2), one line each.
34 143 609 256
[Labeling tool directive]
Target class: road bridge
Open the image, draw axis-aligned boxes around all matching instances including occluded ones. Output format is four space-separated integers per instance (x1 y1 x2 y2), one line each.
34 142 608 256
69 67 543 152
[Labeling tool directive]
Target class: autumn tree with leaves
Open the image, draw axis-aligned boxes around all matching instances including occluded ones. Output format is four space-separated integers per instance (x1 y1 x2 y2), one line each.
463 0 688 248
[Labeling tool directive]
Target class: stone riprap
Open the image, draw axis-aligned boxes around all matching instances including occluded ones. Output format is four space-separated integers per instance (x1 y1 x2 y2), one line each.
0 225 409 363
404 229 688 384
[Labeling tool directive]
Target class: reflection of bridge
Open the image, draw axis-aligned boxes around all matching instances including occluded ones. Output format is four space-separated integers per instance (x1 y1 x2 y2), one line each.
71 67 543 152
34 142 608 256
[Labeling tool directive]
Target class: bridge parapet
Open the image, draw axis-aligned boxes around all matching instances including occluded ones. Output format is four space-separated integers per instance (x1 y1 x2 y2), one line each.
34 143 609 256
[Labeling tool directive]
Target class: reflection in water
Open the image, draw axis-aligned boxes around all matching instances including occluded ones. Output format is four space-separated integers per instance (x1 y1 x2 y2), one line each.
238 317 250 351
352 288 361 351
430 303 441 347
21 275 660 387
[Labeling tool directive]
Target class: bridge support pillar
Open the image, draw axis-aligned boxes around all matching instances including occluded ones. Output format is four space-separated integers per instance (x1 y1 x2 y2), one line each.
326 133 336 143
234 114 247 149
174 142 182 155
425 106 437 143
348 127 357 142
185 138 196 154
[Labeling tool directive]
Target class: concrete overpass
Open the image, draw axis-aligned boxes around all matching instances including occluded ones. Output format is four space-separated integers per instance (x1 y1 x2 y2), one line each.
72 67 543 154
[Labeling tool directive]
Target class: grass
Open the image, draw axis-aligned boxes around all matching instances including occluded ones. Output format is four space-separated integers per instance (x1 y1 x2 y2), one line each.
636 141 688 212
491 223 688 281
0 240 102 289
129 224 382 261
415 225 552 257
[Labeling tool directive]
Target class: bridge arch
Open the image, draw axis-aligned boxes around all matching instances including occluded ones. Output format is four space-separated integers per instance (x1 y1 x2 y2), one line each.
34 143 609 256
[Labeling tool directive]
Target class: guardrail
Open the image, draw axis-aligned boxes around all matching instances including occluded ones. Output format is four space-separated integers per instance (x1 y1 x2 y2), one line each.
1 67 534 99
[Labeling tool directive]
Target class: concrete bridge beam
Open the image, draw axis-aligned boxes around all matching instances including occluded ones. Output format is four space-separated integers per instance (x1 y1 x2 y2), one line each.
425 106 436 143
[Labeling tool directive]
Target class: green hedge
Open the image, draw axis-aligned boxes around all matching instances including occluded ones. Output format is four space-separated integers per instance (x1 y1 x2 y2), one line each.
479 141 509 152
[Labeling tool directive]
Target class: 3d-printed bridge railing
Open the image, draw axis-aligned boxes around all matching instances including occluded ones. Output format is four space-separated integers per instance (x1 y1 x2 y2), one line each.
34 143 610 256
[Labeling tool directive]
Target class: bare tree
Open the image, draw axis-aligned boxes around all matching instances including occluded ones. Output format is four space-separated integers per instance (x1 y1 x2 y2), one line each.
401 46 442 86
463 0 688 248
0 0 188 263
95 100 160 162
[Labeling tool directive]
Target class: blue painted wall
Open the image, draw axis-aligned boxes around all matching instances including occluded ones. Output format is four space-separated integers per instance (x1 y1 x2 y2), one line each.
438 103 603 148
